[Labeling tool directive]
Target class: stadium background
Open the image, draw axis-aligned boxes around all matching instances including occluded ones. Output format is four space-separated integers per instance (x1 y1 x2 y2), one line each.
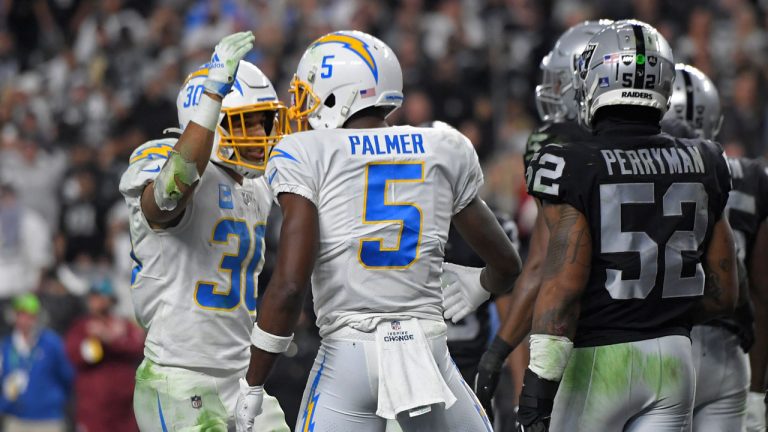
0 0 766 429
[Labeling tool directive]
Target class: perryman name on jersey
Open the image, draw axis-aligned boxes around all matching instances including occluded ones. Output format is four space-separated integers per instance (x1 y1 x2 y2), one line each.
349 133 425 156
600 145 705 176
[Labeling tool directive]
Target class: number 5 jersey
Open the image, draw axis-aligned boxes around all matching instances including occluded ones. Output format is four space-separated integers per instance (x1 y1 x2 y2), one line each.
526 122 732 347
266 126 483 337
119 138 272 372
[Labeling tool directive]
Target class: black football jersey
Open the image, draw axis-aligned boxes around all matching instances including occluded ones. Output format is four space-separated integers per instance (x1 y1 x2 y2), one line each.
527 126 731 347
726 157 768 266
524 121 591 171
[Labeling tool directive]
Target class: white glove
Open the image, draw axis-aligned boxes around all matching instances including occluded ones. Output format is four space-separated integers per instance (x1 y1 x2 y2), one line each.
204 31 255 97
746 391 766 432
441 262 489 323
235 378 264 432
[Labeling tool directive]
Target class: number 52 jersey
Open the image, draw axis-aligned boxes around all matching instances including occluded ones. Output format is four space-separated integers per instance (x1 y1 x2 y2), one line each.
119 139 272 372
266 126 483 336
527 132 731 348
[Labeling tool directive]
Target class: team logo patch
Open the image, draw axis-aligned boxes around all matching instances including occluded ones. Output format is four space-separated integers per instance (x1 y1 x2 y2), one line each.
579 43 598 79
240 190 255 208
647 55 658 67
191 395 202 409
219 184 234 209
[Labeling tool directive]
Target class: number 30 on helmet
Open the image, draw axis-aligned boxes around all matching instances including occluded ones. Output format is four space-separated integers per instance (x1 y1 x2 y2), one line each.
289 30 404 130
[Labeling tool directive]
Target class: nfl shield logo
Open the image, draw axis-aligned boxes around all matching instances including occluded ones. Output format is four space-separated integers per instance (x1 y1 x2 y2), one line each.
191 395 202 409
391 321 401 331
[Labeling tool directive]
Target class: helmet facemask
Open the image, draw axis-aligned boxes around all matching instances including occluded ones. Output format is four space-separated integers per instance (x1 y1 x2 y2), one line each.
287 74 321 132
535 68 577 123
216 101 289 178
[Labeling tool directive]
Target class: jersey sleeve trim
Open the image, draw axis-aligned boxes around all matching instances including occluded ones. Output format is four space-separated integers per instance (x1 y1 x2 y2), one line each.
272 183 317 206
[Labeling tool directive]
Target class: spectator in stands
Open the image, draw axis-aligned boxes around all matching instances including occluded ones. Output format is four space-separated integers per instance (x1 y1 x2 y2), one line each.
0 183 53 302
0 293 73 432
65 279 144 432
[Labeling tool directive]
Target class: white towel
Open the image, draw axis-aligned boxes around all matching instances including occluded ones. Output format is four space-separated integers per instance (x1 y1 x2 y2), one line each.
375 318 457 419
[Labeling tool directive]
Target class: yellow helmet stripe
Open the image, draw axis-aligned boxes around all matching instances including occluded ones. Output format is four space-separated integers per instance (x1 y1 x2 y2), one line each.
311 33 378 83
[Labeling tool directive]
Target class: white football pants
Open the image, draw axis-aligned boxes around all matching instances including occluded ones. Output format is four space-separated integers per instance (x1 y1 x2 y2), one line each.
550 335 695 432
691 325 749 432
294 320 493 432
133 358 289 431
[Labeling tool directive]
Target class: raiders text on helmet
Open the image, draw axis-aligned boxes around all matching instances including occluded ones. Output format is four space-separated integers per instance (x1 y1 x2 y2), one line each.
574 20 675 128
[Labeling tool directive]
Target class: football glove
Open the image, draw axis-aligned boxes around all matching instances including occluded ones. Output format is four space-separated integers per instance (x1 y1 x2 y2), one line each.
204 31 255 98
517 368 559 432
474 335 514 423
235 378 263 432
441 262 488 323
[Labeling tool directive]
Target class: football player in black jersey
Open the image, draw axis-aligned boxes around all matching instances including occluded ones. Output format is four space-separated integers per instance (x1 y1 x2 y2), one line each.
518 21 738 431
473 20 612 421
663 63 768 432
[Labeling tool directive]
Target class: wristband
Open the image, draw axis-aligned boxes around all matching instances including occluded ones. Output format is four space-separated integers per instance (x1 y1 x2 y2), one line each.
529 334 573 381
250 323 293 353
190 94 222 132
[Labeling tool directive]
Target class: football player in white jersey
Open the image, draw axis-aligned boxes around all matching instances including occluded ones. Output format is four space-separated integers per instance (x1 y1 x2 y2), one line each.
118 32 289 431
233 30 522 432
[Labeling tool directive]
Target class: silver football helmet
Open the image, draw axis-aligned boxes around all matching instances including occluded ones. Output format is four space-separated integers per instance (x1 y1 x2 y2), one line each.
536 19 613 123
663 63 722 140
574 20 675 128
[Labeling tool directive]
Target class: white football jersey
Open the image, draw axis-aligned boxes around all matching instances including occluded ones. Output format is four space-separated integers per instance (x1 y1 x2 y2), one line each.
119 138 272 372
266 125 483 335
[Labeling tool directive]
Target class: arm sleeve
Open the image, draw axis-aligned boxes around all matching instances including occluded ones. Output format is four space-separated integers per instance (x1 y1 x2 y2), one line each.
452 131 484 214
266 136 319 206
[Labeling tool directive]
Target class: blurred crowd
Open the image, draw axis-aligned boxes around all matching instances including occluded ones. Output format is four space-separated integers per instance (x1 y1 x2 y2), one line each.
0 0 767 429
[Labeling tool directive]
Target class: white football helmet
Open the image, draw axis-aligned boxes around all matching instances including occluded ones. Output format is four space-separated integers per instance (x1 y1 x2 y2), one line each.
536 19 613 123
177 60 289 178
663 63 722 140
289 30 403 130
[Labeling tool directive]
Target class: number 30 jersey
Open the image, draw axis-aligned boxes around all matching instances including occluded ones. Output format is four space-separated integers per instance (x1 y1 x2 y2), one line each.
119 139 272 372
527 125 731 347
266 126 483 336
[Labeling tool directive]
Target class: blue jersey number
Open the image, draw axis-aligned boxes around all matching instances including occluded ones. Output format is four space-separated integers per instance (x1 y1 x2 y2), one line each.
320 55 335 78
359 162 424 269
195 219 265 312
183 84 205 108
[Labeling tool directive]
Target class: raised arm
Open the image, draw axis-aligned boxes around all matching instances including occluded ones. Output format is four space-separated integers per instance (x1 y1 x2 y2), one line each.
236 192 319 431
140 32 254 227
517 202 592 430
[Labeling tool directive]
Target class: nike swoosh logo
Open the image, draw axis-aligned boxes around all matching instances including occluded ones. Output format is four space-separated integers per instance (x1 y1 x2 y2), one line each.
142 166 161 173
